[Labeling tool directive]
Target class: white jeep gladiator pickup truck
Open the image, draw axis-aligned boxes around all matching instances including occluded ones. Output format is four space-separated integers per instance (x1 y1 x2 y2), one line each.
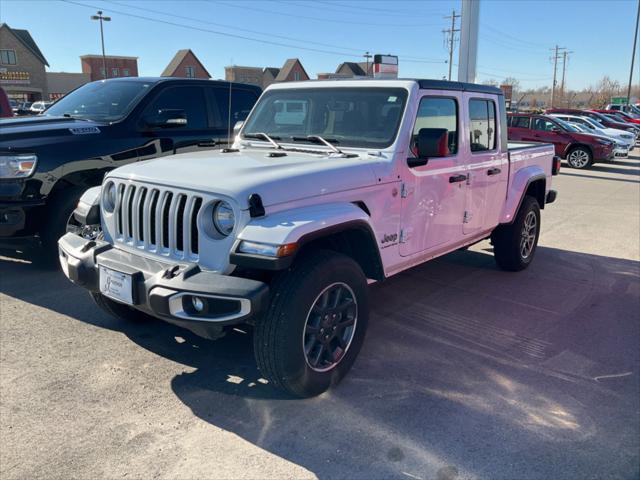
59 79 559 397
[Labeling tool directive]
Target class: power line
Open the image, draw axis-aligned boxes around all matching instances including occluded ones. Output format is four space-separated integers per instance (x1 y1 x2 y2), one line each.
64 0 446 66
213 0 443 28
107 0 444 63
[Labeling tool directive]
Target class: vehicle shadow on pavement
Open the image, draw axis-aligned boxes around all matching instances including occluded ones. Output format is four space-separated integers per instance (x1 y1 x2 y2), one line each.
1 246 639 480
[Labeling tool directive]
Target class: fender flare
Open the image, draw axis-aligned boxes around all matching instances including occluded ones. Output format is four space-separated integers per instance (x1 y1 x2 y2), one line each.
499 167 545 224
72 186 102 226
231 202 381 274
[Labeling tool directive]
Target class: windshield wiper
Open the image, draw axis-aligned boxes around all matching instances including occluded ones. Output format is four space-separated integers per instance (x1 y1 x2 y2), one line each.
292 135 344 154
244 132 283 149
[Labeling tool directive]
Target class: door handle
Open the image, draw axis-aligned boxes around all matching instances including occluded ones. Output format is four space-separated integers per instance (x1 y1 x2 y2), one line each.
449 174 467 183
487 168 501 176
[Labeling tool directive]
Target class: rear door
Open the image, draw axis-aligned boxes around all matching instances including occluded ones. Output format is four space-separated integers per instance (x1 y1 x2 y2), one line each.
210 86 261 145
463 95 507 234
136 85 215 159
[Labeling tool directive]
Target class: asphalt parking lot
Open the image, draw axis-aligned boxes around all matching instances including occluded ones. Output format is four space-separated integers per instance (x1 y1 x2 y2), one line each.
1 154 639 480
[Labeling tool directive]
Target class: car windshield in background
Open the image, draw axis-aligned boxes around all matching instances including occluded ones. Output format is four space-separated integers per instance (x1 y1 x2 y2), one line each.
45 80 152 122
242 87 408 149
554 117 579 132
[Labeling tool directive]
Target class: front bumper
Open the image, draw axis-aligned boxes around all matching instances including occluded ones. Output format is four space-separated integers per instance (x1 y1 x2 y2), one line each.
0 200 45 248
613 146 629 158
58 232 269 339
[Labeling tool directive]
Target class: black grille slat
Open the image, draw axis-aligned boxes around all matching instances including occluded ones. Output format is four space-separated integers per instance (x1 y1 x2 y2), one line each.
176 195 187 252
191 197 203 254
137 187 147 243
161 192 173 249
149 190 158 246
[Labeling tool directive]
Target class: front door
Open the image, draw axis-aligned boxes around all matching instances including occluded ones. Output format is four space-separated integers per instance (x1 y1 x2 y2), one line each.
399 94 467 256
137 85 223 161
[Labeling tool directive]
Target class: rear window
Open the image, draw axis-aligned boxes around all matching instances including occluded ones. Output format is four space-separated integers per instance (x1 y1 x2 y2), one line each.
469 99 497 152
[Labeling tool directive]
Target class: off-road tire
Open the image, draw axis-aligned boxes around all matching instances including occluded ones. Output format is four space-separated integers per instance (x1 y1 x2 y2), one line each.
91 292 145 323
35 186 86 267
566 146 593 169
254 249 369 398
492 195 541 272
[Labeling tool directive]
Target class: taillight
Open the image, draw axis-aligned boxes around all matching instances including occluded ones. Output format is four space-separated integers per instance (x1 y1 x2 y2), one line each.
552 156 561 175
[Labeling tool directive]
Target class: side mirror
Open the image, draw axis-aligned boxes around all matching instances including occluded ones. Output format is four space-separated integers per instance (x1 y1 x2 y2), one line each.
233 121 244 136
408 128 449 168
144 109 187 128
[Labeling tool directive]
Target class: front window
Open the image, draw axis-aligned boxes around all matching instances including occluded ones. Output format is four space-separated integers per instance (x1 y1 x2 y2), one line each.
412 97 458 154
45 80 152 122
242 87 408 149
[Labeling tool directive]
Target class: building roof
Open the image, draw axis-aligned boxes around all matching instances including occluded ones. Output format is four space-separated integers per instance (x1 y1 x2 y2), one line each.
336 62 367 76
161 49 210 77
275 58 308 82
263 67 280 77
80 54 139 60
0 23 49 66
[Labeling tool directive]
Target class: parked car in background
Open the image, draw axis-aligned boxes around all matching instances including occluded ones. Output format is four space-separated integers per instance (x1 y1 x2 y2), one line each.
546 108 640 136
28 101 53 114
548 113 635 149
59 79 558 397
508 113 614 169
593 109 640 124
566 123 629 158
14 101 33 116
605 103 640 117
0 87 13 118
0 77 261 262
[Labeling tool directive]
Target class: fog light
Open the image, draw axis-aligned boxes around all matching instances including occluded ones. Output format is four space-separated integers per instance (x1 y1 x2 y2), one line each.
192 296 205 312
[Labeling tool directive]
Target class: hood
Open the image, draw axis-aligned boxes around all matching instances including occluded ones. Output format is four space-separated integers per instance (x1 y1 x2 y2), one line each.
0 116 106 144
107 147 380 209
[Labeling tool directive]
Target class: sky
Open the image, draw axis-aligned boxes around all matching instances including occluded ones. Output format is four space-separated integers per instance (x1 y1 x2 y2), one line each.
1 0 638 91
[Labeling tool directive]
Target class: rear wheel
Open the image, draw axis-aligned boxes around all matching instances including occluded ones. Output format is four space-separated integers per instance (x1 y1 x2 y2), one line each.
491 196 541 272
566 147 593 169
254 250 369 397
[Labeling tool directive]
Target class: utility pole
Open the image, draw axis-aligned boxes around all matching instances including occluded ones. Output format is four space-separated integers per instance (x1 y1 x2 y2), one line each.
91 10 111 79
626 0 640 107
363 51 372 77
560 50 573 103
443 9 461 81
550 45 567 108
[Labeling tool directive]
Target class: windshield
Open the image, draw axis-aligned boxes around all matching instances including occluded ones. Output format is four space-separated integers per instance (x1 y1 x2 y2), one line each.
45 80 152 122
242 87 408 149
554 117 578 132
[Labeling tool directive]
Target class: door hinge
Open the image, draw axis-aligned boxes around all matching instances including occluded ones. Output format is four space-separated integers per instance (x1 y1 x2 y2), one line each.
463 211 472 223
400 182 408 198
399 228 409 243
466 173 472 185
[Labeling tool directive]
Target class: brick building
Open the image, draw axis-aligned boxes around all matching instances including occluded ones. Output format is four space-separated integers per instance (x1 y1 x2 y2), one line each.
224 66 264 88
0 23 49 101
80 55 138 81
225 58 309 88
46 72 91 100
161 49 210 79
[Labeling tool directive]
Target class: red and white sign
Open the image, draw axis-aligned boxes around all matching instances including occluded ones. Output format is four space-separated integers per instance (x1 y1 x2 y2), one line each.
373 54 398 79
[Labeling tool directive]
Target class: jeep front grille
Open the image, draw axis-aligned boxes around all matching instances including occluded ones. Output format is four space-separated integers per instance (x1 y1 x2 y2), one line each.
113 182 203 259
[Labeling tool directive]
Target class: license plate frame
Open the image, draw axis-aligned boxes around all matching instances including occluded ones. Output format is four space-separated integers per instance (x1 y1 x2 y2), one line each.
99 265 134 305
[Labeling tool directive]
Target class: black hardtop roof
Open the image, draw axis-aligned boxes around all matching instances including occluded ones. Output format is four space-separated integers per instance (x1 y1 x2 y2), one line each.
93 76 261 91
411 79 503 95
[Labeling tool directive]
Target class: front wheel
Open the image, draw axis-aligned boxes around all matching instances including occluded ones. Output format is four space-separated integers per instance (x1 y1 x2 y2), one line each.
491 196 541 272
566 147 593 169
254 250 369 397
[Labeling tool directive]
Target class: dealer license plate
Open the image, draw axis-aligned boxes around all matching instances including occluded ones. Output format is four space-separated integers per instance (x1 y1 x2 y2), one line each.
99 265 134 305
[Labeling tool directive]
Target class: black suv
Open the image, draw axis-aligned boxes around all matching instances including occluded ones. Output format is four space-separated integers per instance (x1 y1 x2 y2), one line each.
0 77 261 261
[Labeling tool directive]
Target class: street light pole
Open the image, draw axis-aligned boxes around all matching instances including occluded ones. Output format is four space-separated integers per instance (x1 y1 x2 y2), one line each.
91 11 111 79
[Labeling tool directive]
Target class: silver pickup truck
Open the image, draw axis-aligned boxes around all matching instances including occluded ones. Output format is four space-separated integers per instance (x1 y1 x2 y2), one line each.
59 79 559 397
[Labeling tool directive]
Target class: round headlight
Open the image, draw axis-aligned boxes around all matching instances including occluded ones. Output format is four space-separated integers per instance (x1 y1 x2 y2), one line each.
103 182 117 213
212 201 235 236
